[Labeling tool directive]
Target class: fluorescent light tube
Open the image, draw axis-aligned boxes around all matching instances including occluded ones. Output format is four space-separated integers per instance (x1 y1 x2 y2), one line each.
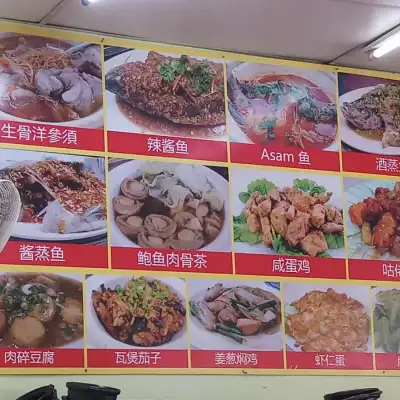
371 31 400 58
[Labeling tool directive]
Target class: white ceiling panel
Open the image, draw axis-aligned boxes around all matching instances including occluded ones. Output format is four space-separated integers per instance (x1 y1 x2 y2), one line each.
0 0 60 22
48 0 400 63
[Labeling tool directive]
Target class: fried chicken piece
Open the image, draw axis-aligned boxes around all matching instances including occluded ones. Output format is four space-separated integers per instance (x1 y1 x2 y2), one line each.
260 216 273 247
349 202 365 226
258 197 272 215
243 192 260 217
258 198 273 246
324 205 343 224
267 188 280 202
372 212 396 250
282 187 316 213
286 205 296 221
300 230 328 257
310 204 325 228
321 222 344 234
270 206 288 236
285 211 310 247
247 213 261 233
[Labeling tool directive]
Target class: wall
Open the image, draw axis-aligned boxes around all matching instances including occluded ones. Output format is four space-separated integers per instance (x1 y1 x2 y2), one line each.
3 375 397 400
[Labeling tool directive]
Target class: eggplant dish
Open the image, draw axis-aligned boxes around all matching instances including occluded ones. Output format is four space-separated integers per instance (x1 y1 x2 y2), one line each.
92 277 186 347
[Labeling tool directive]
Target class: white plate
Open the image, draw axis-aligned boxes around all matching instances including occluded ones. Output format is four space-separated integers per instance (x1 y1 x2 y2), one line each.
228 63 339 152
11 223 106 242
188 279 282 351
0 150 107 241
86 275 188 350
284 283 372 352
109 160 231 252
344 179 399 261
340 86 400 155
230 168 345 258
105 49 226 140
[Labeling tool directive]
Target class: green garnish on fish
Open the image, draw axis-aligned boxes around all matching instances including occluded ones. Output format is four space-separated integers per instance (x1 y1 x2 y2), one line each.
158 55 213 96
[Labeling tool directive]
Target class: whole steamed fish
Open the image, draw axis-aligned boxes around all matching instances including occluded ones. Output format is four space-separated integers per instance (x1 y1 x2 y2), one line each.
341 83 400 149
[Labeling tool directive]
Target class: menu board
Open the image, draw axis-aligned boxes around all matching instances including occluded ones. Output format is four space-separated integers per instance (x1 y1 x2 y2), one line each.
0 24 400 375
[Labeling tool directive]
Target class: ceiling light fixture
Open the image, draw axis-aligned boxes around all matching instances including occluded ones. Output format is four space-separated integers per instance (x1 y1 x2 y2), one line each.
81 0 98 6
366 25 400 59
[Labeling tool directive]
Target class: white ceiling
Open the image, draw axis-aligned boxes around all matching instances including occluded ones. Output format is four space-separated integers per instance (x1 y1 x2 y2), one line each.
2 0 400 73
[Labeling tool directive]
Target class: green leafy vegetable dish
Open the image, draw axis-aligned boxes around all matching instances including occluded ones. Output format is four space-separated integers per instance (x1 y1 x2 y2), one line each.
233 178 344 257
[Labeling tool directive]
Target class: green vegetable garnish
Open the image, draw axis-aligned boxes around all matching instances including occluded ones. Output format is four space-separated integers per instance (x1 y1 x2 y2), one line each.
293 178 326 195
247 179 276 197
158 56 213 96
324 232 345 250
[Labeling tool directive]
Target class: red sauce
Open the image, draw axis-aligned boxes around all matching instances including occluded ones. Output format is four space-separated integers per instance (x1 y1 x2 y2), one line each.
244 74 336 150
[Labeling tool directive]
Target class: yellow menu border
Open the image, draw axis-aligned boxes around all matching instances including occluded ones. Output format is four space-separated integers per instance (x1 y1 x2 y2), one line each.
0 19 400 376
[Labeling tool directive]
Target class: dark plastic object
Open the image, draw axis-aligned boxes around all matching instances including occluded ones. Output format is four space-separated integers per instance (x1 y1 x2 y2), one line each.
325 388 382 400
62 382 121 400
16 385 58 400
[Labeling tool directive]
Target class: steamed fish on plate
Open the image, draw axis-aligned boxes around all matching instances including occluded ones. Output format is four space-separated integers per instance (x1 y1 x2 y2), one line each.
228 65 337 149
342 84 400 149
189 283 281 344
92 277 186 347
0 158 106 234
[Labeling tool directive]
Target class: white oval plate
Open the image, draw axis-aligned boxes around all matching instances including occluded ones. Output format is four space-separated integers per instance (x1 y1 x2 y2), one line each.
86 275 188 350
340 86 400 155
108 159 232 252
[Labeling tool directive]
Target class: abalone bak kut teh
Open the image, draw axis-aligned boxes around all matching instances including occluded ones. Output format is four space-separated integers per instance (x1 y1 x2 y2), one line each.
112 162 226 250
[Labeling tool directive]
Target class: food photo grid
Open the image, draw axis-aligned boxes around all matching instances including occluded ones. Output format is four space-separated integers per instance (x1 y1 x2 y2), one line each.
0 273 394 371
2 25 400 377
